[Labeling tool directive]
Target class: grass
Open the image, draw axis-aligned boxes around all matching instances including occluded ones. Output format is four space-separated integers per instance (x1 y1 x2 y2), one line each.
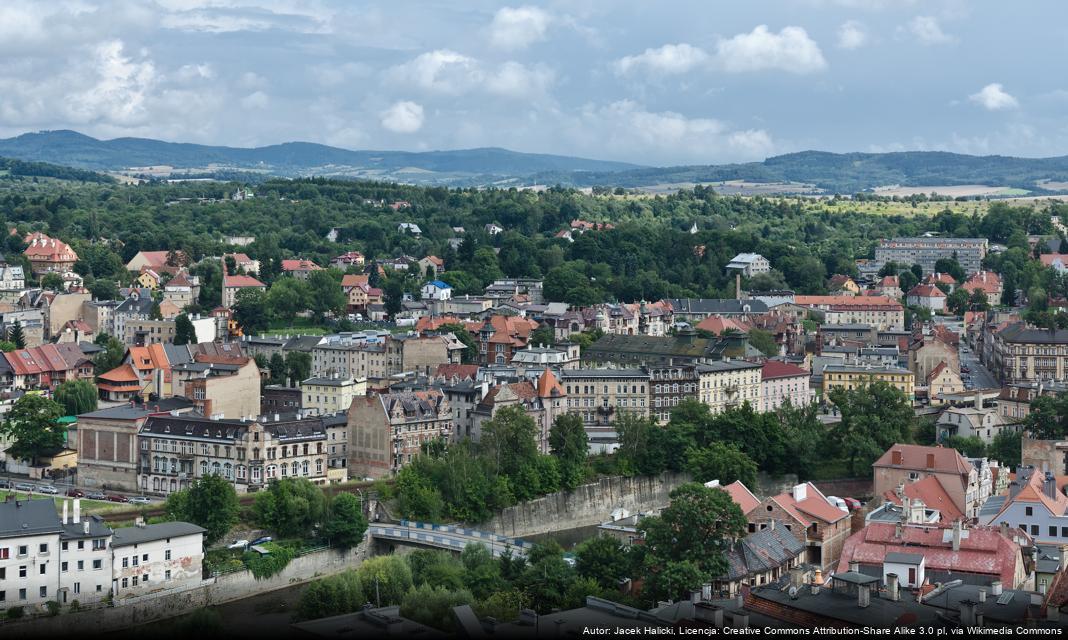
0 490 131 515
806 198 994 218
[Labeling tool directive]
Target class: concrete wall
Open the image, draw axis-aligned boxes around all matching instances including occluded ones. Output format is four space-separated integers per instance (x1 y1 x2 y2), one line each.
3 543 368 638
479 472 692 539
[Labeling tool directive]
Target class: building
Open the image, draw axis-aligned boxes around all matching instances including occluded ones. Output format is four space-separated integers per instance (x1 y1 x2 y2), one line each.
3 343 93 390
874 237 988 276
838 520 1030 589
477 315 539 365
926 361 965 399
331 251 365 269
509 343 581 373
469 370 567 454
906 284 947 312
760 360 812 412
417 256 444 276
822 364 915 403
712 520 806 597
347 390 452 478
261 385 301 417
937 395 1011 445
162 270 200 309
647 364 699 424
988 322 1068 384
746 482 852 572
828 275 861 296
696 360 763 414
171 355 260 419
312 339 390 382
667 298 769 323
280 259 323 280
0 263 25 291
978 466 1068 545
910 337 960 386
998 382 1068 424
421 280 452 302
224 253 260 276
725 253 771 277
874 275 902 299
873 444 986 520
97 343 185 402
792 295 905 332
301 376 366 416
559 368 649 446
961 271 1003 306
221 271 266 309
110 522 206 600
583 330 755 367
24 232 79 275
484 278 544 305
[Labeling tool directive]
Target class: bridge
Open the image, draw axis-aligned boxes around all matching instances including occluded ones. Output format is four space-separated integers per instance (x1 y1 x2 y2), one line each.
369 520 534 557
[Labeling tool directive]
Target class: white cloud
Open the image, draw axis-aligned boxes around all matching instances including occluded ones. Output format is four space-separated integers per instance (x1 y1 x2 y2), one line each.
616 43 709 76
728 129 775 157
388 50 553 100
716 25 827 74
907 16 955 44
837 20 868 49
68 40 157 126
485 62 554 99
488 6 552 50
380 100 424 134
240 90 269 109
969 83 1019 111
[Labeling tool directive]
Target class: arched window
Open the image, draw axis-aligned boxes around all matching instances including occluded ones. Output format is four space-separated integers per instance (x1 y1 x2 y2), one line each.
292 461 300 476
212 462 221 476
302 460 309 476
153 478 159 491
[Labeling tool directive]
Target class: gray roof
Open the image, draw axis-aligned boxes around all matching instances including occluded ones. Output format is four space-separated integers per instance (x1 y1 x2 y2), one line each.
721 521 805 581
302 376 357 386
559 368 649 379
78 397 195 420
111 521 206 547
823 364 912 375
0 499 62 539
997 322 1068 345
696 360 762 373
884 551 924 565
61 515 112 540
667 298 768 315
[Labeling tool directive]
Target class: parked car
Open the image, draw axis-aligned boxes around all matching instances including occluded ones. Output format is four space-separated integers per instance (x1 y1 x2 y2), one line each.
106 494 129 503
227 539 250 550
86 492 107 501
843 497 863 511
826 496 849 513
0 479 10 489
249 536 273 547
66 488 85 498
14 483 33 492
38 485 58 495
961 366 970 373
128 496 151 505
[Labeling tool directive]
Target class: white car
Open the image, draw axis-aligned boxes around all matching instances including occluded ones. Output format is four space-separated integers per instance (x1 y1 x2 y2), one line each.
128 496 151 504
37 485 59 495
227 539 250 550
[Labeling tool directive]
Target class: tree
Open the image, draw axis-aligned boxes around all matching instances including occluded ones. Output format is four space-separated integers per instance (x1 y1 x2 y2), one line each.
747 328 779 357
574 535 635 589
0 395 66 465
357 556 413 607
92 334 126 375
828 381 915 475
384 278 404 318
684 442 758 487
946 287 970 316
7 321 26 349
990 430 1022 469
933 257 965 282
549 414 588 491
322 493 368 548
297 571 364 621
306 270 346 320
285 351 312 385
40 272 65 291
165 474 239 545
253 478 328 538
173 314 197 345
54 380 98 415
529 325 554 348
480 406 543 499
400 584 474 632
267 277 310 326
268 352 286 385
232 287 271 334
1025 395 1068 440
0 341 15 353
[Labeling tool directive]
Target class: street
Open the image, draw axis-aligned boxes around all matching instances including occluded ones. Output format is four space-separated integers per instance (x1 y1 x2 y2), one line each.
935 317 999 390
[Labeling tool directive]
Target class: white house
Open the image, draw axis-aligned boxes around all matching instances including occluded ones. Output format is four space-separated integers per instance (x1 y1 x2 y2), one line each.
421 280 453 301
725 253 771 278
398 223 422 235
906 284 946 312
485 223 504 235
979 466 1068 545
936 396 1011 445
110 521 206 600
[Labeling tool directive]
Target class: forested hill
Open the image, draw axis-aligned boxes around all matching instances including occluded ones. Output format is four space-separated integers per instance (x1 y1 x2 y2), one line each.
0 157 114 184
0 130 638 182
533 150 1068 194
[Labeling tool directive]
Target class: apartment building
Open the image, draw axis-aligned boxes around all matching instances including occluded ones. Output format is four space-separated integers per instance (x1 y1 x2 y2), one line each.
648 365 699 424
988 322 1068 384
696 360 763 414
822 364 915 403
110 522 205 601
347 390 453 478
873 444 986 520
559 368 650 446
301 376 366 416
760 360 812 412
873 237 988 276
171 356 260 419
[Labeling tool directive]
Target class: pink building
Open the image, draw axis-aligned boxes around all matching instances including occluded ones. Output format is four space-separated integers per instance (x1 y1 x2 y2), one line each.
760 360 812 412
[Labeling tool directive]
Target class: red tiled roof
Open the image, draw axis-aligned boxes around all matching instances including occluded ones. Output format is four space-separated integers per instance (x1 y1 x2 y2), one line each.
907 284 946 298
873 444 972 479
794 295 900 307
281 259 322 272
923 272 957 285
768 483 848 527
223 274 265 288
341 274 369 289
1039 254 1068 268
883 475 964 521
434 364 479 381
961 271 1002 295
5 344 89 376
695 315 751 334
24 233 78 262
722 480 761 515
133 251 170 268
761 360 808 380
536 368 566 398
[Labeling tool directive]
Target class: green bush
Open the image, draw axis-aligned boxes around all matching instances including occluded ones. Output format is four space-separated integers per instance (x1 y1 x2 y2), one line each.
6 606 24 620
46 600 61 617
242 542 295 579
69 600 81 613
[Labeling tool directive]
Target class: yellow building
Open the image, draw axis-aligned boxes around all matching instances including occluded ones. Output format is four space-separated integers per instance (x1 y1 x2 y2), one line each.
301 376 367 416
136 268 161 290
695 360 763 414
822 364 915 403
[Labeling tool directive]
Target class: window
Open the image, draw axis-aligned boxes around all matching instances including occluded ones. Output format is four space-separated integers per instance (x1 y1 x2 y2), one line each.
1026 506 1033 516
0 548 7 560
0 591 4 602
19 589 26 601
93 539 105 551
18 545 28 557
62 542 68 551
122 578 128 589
165 550 171 560
39 586 47 598
93 560 102 570
61 562 68 572
165 570 171 580
19 566 27 578
78 541 85 550
77 560 84 571
1051 526 1058 538
74 582 80 595
1032 525 1039 535
123 557 129 568
132 576 138 586
142 554 148 562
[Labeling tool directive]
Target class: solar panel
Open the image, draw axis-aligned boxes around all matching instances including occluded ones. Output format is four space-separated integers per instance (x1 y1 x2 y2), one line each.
996 591 1014 605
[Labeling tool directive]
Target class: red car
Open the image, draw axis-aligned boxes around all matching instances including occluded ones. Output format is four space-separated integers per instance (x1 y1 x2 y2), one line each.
843 497 863 511
106 494 129 503
65 488 84 498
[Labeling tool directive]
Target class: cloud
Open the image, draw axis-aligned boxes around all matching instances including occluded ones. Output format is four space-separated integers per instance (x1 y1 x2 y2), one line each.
837 20 868 49
716 25 827 74
240 90 269 109
485 61 554 99
907 16 955 44
380 100 424 133
68 40 157 126
388 50 553 99
616 43 710 76
969 83 1018 111
488 6 552 50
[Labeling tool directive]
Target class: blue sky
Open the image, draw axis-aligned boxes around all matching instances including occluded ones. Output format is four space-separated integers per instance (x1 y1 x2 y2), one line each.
1 0 1065 166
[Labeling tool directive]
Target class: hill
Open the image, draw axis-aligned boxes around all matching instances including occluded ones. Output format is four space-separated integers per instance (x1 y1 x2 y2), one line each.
0 130 638 185
0 156 114 183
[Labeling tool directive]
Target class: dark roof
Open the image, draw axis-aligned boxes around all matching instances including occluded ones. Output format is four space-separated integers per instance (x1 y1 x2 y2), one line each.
284 336 325 351
115 293 154 316
721 522 805 581
997 322 1068 345
0 499 61 539
265 418 327 442
61 515 112 540
667 298 769 315
78 397 195 420
584 333 746 362
111 522 206 547
140 414 250 440
884 552 924 565
559 368 649 379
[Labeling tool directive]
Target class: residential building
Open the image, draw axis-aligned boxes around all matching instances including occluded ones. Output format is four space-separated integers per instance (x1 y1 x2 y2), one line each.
223 253 260 276
0 263 25 291
909 335 960 384
725 253 771 277
347 390 452 478
312 337 391 382
421 280 452 301
873 237 988 276
477 315 539 365
988 322 1068 384
280 259 323 280
301 376 366 416
171 355 260 419
584 330 756 367
906 284 947 312
837 521 1030 589
484 279 545 305
746 482 852 572
922 272 958 292
24 232 78 275
162 270 199 309
509 343 581 372
111 522 205 600
760 360 812 412
390 333 464 375
469 370 567 454
793 295 905 331
97 343 186 402
111 289 155 344
936 395 1011 445
961 271 1003 306
828 275 861 295
998 382 1068 424
1039 254 1068 274
873 444 986 520
647 364 699 424
874 275 902 299
261 385 301 417
331 251 365 269
695 360 763 414
822 364 915 403
667 298 769 323
926 361 965 399
221 270 266 309
397 222 421 235
4 343 93 390
712 520 805 597
978 466 1068 545
417 256 444 277
559 368 649 447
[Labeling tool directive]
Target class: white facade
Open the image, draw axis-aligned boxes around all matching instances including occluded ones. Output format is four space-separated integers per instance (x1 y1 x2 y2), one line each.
0 529 59 610
726 253 771 278
421 281 452 301
760 373 812 412
110 524 205 600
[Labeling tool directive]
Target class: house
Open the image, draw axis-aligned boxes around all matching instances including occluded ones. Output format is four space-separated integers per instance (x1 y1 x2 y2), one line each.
906 284 946 312
937 394 1011 445
712 520 806 597
223 253 260 276
988 322 1068 384
111 521 206 600
828 275 861 296
822 364 915 403
484 223 504 235
477 315 539 365
837 520 1030 589
221 270 266 309
1039 254 1068 274
417 256 444 277
397 222 421 235
790 295 904 331
171 354 260 419
421 280 453 302
760 360 812 411
301 375 367 417
4 343 94 390
469 370 567 454
346 390 452 478
484 278 544 305
125 250 186 274
926 361 965 400
961 271 1003 306
880 475 964 522
909 335 960 385
725 253 771 278
24 232 78 275
559 368 650 447
922 272 957 292
96 343 184 402
873 444 987 520
331 251 365 269
978 466 1068 545
0 263 26 290
280 259 323 280
162 270 200 309
875 275 902 299
747 482 852 572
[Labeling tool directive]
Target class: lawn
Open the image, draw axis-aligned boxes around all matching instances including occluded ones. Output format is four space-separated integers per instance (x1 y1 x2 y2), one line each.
0 490 131 515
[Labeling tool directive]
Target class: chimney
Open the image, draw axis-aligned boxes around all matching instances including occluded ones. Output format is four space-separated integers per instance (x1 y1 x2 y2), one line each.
62 500 69 525
1040 579 1048 595
892 450 903 465
886 573 899 602
974 392 982 410
978 588 986 604
849 561 860 573
1000 521 1009 539
792 483 808 502
83 520 89 535
959 600 978 626
73 499 81 524
926 453 935 469
857 584 871 608
952 520 962 552
690 590 701 604
991 580 1002 596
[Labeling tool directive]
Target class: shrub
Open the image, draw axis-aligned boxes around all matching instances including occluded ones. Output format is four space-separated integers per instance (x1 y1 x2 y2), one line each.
243 542 295 580
46 600 61 617
6 606 24 620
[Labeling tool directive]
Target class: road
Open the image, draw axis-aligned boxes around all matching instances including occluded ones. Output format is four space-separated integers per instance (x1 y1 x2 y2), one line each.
934 317 998 390
369 521 533 557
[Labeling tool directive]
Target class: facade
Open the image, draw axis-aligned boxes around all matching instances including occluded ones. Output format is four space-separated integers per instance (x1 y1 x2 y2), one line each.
347 390 452 478
822 364 915 403
760 360 812 412
725 253 771 277
746 482 852 572
936 396 1011 445
280 259 322 280
221 271 266 309
712 520 805 597
3 343 93 390
312 340 391 382
583 331 754 367
261 385 302 417
647 364 699 424
961 271 1003 306
926 361 965 399
795 296 905 332
666 298 768 323
559 368 649 442
110 522 205 600
873 444 986 520
978 466 1068 545
301 376 366 416
24 232 79 275
421 280 452 301
171 356 260 419
874 237 988 275
906 284 947 312
910 337 960 386
696 360 763 414
988 322 1068 384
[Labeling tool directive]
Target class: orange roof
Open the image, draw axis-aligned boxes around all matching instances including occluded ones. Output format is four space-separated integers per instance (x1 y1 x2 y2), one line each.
133 251 170 268
907 284 946 298
961 271 1002 295
722 480 761 515
536 369 566 398
883 475 964 521
223 273 265 288
695 315 750 334
923 272 957 285
24 232 78 262
342 274 370 289
873 444 972 482
281 259 322 272
794 295 899 307
98 363 140 383
768 483 848 526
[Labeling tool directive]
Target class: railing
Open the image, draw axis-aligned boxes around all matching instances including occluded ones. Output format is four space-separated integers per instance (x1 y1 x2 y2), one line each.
369 520 533 557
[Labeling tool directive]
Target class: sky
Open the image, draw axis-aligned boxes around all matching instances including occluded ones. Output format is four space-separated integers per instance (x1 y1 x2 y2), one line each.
1 0 1066 167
